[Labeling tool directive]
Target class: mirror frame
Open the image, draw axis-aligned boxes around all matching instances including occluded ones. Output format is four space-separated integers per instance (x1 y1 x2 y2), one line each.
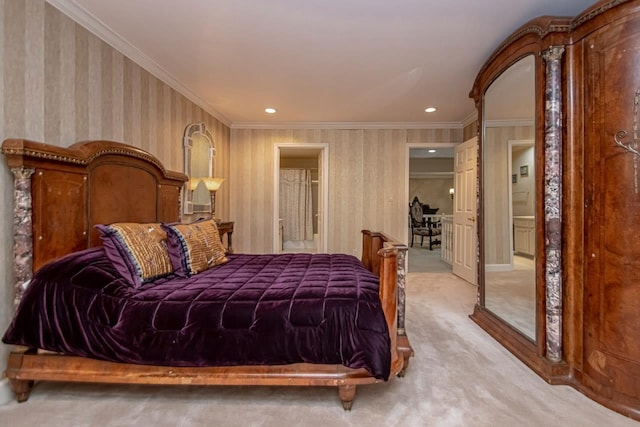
469 17 570 378
183 122 215 215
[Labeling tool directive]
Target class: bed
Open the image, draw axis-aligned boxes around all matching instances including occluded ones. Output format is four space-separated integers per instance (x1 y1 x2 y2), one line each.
1 139 413 410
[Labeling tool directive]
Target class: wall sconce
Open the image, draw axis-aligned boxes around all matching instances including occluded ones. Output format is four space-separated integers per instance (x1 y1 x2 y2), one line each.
449 187 455 199
200 177 224 218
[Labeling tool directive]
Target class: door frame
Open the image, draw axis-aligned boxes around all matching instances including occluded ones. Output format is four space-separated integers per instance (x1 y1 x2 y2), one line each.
274 143 329 253
405 142 456 267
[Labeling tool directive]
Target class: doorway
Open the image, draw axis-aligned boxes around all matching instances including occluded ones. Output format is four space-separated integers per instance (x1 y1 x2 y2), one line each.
406 143 455 273
274 144 329 253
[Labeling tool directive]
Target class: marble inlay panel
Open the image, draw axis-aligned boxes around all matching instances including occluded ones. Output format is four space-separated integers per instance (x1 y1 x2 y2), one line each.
542 46 565 363
396 246 408 335
12 167 34 306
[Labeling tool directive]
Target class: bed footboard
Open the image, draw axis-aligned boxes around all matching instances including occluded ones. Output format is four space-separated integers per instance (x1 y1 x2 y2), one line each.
361 230 414 376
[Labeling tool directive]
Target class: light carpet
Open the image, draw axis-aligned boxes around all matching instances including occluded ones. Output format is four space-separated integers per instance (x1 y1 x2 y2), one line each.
0 272 636 427
407 246 452 274
485 256 536 339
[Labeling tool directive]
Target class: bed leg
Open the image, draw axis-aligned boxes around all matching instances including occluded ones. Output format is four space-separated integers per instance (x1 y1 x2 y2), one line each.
10 379 34 403
338 384 356 411
397 351 412 378
398 361 409 378
396 335 414 378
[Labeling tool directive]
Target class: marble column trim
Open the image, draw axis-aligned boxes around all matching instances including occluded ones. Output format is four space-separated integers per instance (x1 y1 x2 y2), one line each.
395 245 408 336
12 167 35 307
542 45 565 363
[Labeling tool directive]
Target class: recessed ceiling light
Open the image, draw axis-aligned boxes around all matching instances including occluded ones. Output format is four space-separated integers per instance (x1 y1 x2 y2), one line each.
265 107 277 114
424 107 437 113
428 149 436 153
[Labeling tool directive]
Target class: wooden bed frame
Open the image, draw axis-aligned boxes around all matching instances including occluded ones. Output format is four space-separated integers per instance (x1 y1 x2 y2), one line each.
2 139 413 410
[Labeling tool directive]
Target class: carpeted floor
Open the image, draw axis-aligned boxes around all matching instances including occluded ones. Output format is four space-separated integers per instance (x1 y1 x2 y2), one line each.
485 256 536 339
408 246 452 273
0 272 636 427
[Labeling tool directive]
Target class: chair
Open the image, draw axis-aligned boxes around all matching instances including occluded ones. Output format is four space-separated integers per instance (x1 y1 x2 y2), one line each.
409 199 442 250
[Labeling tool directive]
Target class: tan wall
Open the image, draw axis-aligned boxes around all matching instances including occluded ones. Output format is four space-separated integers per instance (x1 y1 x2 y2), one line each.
0 0 230 378
409 157 454 173
230 128 462 255
463 120 478 142
483 125 534 265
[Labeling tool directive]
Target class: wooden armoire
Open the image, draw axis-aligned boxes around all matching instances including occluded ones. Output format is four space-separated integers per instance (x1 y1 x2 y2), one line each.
470 0 640 420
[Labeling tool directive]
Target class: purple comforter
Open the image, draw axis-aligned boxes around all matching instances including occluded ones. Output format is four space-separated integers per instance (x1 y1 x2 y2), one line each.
3 248 391 380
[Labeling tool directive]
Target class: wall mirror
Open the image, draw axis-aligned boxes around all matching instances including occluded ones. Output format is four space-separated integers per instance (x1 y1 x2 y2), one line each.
183 122 215 215
482 54 536 341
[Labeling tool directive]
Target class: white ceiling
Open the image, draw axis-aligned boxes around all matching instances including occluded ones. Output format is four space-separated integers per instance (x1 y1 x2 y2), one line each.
410 147 454 158
50 0 595 127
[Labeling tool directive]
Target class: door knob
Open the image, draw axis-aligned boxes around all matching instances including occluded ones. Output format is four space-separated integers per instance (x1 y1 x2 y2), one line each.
468 217 475 222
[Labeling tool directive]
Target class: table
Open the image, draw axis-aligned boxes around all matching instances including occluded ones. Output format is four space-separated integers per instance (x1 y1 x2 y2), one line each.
215 220 234 253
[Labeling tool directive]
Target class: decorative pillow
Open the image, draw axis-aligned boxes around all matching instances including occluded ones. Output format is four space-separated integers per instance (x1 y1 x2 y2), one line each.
162 219 228 277
95 223 173 288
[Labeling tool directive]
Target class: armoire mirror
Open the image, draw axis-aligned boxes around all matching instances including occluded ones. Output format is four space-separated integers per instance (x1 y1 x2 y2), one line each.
482 54 536 341
183 122 215 215
469 3 640 419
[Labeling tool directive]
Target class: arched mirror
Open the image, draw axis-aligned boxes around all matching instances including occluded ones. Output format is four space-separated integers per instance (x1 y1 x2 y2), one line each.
183 122 215 215
482 55 536 341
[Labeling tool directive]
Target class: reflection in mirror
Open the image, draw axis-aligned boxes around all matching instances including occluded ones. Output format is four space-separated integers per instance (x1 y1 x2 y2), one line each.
183 123 215 215
483 55 536 340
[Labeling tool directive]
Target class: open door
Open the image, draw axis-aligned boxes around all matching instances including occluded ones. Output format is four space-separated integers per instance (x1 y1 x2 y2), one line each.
453 137 477 284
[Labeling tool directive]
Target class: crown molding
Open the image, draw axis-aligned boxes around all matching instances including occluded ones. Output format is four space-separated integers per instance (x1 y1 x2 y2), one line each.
45 1 476 131
485 119 535 128
231 121 464 130
46 0 231 127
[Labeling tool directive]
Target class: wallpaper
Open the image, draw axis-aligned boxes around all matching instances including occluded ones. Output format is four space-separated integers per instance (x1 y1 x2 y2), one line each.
0 0 230 381
230 128 462 255
0 0 465 394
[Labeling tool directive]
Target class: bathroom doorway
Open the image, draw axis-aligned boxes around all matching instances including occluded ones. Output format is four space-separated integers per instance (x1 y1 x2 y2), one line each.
274 144 328 253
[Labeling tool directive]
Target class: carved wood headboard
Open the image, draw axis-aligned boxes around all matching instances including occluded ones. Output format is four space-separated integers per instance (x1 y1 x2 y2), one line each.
2 139 187 304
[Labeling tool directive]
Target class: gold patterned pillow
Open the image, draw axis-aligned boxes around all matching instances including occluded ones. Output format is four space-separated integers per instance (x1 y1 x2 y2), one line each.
96 223 173 288
162 219 228 276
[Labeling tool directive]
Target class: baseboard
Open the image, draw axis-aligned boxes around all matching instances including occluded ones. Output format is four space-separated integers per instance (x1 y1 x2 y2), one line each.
0 378 12 405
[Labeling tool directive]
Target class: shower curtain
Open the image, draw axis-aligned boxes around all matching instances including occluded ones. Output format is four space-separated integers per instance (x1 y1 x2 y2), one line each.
279 169 314 242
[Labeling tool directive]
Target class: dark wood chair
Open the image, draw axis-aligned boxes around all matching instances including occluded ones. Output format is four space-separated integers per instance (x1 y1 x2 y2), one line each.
409 200 442 250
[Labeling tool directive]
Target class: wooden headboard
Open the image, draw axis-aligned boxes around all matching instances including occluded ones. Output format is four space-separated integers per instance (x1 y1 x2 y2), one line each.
2 139 186 304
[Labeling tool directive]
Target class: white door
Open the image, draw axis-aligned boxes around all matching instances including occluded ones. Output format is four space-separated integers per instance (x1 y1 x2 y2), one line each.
453 137 477 284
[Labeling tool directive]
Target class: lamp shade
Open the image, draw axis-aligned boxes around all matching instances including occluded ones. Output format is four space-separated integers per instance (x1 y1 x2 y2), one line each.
187 177 201 191
200 177 224 192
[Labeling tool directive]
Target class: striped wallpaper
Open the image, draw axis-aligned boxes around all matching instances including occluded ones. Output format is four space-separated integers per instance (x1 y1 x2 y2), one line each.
0 0 467 382
230 128 462 255
463 121 478 142
0 0 230 371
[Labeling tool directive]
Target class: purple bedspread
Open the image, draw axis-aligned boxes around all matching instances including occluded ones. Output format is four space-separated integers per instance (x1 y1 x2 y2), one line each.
3 248 391 380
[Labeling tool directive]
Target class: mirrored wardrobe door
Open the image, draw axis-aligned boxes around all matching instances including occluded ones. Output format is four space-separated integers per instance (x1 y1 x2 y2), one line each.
482 55 537 341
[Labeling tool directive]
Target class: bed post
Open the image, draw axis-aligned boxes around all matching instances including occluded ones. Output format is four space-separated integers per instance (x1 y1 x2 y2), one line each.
393 244 413 376
361 230 413 376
